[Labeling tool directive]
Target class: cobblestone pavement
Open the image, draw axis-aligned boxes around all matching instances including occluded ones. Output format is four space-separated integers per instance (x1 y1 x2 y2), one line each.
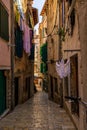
0 92 76 130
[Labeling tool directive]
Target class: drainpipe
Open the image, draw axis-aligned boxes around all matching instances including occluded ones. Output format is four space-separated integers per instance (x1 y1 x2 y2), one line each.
10 0 15 110
58 0 62 59
58 0 63 107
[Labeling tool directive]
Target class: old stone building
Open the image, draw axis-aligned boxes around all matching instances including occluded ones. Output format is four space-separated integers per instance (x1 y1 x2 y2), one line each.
0 0 38 117
40 1 47 46
0 0 11 116
47 0 61 103
13 0 38 106
59 1 87 130
78 1 87 130
46 0 87 130
39 1 48 91
34 33 40 78
60 0 81 129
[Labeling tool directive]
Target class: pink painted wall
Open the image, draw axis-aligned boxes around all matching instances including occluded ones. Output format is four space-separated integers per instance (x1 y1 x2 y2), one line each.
0 0 11 68
0 38 10 67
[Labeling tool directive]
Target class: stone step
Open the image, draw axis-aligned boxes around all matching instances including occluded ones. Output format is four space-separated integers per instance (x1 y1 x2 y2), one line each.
0 126 76 130
0 128 28 130
62 125 76 130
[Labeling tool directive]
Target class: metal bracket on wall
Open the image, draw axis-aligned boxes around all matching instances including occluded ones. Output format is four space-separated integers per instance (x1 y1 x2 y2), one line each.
7 44 15 47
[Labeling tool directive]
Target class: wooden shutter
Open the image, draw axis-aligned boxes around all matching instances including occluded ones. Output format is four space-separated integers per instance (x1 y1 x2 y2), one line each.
0 71 6 115
0 3 9 41
70 54 79 116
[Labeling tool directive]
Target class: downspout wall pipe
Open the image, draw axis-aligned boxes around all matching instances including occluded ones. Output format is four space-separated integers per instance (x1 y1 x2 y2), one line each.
10 0 15 110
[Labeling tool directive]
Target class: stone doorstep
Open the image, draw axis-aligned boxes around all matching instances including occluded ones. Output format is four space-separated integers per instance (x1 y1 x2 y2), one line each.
0 109 10 120
62 125 76 130
60 109 66 111
0 127 76 130
0 128 29 130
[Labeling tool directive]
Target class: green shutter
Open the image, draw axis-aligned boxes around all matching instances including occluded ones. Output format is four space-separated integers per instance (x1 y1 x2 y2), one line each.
40 63 43 73
40 42 47 63
0 71 6 115
0 3 9 41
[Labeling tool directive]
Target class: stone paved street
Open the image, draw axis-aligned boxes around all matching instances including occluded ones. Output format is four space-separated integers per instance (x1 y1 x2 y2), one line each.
0 92 76 130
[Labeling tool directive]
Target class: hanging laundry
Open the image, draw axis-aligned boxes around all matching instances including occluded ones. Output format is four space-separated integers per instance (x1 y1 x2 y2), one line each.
29 44 35 60
25 10 34 29
29 29 34 49
20 16 24 31
56 59 65 79
23 22 31 55
29 14 34 28
64 59 70 77
56 59 70 79
15 8 21 26
15 9 20 23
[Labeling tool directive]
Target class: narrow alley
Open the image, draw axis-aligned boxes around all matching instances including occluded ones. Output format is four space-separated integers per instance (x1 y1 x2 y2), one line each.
0 0 87 130
0 91 76 130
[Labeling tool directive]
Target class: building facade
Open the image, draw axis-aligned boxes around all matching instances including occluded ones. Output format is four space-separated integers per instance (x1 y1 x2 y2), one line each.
47 0 87 130
39 1 48 91
13 0 38 106
47 0 61 103
0 0 11 116
0 0 38 117
34 33 40 78
60 0 81 129
78 1 87 130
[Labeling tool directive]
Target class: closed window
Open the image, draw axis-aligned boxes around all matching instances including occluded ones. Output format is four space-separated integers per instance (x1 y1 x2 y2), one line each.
54 78 58 93
64 76 68 96
62 0 65 27
67 0 75 36
0 3 9 41
70 54 79 116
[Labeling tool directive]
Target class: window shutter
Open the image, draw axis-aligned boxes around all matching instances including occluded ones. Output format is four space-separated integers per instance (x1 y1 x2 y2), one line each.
0 3 9 41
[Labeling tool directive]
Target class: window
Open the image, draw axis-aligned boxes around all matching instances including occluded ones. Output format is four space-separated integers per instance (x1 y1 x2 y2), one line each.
70 54 79 116
64 76 68 96
86 110 87 124
0 3 9 41
54 78 58 93
62 0 65 27
69 8 75 35
68 0 72 6
25 77 30 98
50 76 53 99
67 0 75 36
42 28 45 38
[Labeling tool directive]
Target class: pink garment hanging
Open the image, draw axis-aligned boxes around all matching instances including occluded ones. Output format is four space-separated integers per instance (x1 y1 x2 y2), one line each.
23 22 31 55
56 59 70 79
29 29 33 49
20 18 24 31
